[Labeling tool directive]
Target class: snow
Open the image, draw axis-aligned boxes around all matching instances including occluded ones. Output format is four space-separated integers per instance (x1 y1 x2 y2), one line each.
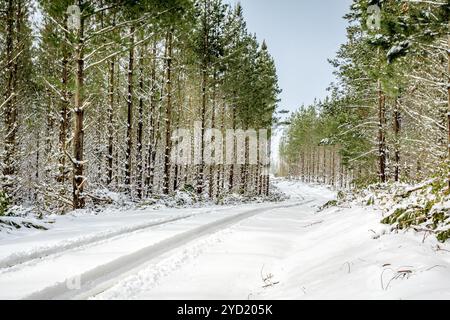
0 204 272 299
92 181 450 300
0 179 449 300
386 40 411 63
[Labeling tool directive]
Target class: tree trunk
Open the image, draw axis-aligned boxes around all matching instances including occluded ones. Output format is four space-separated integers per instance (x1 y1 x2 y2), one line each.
106 15 116 187
58 18 70 185
331 146 336 187
124 26 135 193
173 67 184 192
378 79 387 183
72 7 85 209
229 105 236 192
35 129 40 201
322 146 326 184
136 46 145 199
197 63 207 195
208 72 217 198
106 57 115 186
447 25 450 188
393 99 401 182
264 129 272 196
217 100 226 195
240 127 249 194
162 30 173 195
2 0 18 199
45 93 55 178
145 42 157 195
197 2 209 196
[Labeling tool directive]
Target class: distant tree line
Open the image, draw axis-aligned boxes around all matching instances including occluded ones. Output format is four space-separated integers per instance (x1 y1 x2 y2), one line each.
280 0 448 188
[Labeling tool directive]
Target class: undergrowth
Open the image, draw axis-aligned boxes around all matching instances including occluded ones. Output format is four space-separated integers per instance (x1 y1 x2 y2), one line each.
339 169 450 242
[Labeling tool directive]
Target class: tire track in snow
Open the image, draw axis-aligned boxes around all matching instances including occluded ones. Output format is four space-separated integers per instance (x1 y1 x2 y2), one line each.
0 212 208 270
24 200 314 300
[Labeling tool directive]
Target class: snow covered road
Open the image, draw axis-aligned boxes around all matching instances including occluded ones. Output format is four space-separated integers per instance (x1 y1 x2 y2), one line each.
1 180 450 300
0 203 288 299
25 200 314 300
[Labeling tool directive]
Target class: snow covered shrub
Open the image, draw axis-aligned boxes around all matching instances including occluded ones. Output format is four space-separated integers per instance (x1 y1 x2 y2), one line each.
438 230 450 243
337 190 346 200
217 183 287 205
182 184 195 194
318 200 338 212
0 191 10 216
171 190 197 206
381 205 430 229
218 193 247 205
377 178 450 242
339 169 450 242
267 185 290 202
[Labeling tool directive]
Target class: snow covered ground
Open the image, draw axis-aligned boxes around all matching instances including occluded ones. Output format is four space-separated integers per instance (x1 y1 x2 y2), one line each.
0 179 449 300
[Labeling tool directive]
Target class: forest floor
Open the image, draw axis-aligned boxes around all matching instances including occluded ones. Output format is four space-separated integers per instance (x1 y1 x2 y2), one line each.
0 179 449 300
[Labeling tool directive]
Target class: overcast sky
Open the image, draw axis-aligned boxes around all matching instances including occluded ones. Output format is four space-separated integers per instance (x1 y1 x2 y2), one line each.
226 0 353 110
224 0 353 163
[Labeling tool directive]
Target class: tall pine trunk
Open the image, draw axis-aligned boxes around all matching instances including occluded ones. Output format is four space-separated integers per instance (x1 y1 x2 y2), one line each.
162 30 173 195
106 57 115 186
173 70 184 192
197 1 209 196
228 104 236 192
197 65 208 195
58 18 70 185
447 25 450 188
106 15 116 187
2 0 19 200
136 46 145 199
208 72 217 198
378 79 387 183
125 26 135 193
264 130 272 196
72 6 85 209
393 99 401 182
145 43 158 195
217 100 226 195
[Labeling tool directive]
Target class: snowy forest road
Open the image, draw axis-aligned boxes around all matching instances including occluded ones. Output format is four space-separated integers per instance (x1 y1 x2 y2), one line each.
24 200 314 300
2 181 450 300
0 180 332 300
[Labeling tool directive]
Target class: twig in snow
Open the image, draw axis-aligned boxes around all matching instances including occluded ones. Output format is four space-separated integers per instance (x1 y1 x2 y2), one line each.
381 267 395 290
385 270 413 290
434 245 450 253
301 220 324 228
381 266 414 291
425 265 446 272
260 265 279 288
